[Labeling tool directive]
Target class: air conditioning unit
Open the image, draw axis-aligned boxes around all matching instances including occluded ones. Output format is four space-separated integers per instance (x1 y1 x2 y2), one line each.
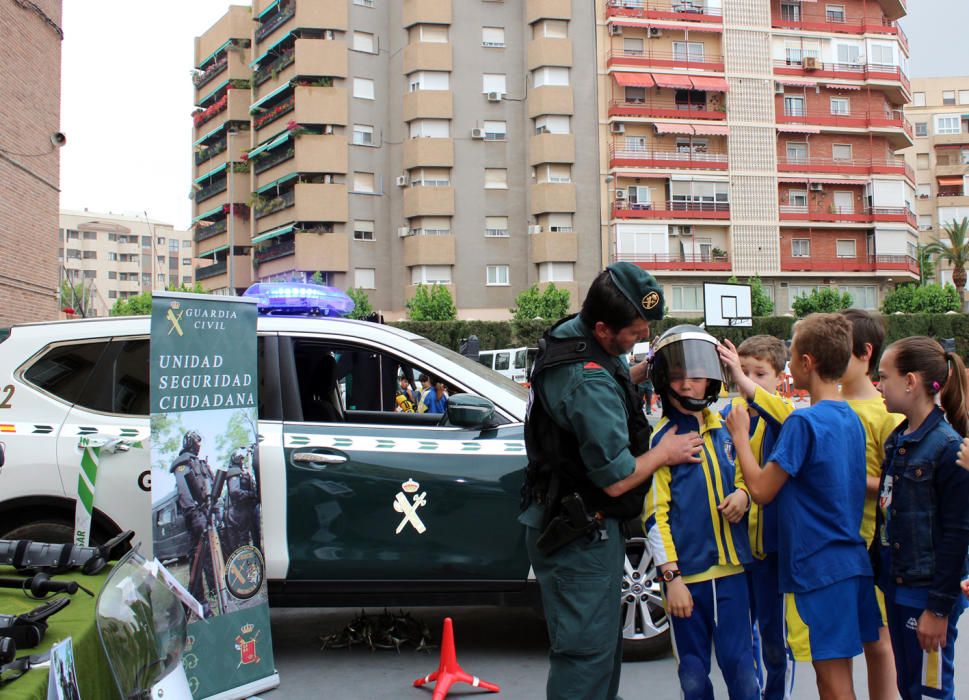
395 174 409 187
676 225 693 236
610 122 625 133
471 128 484 139
774 82 785 95
809 182 824 191
397 227 412 238
487 91 503 102
803 56 820 70
648 27 663 38
528 225 543 234
609 24 623 36
615 189 627 200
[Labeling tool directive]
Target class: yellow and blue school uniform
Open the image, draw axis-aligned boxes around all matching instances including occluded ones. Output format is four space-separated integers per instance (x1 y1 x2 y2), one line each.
723 387 794 700
766 400 881 662
645 406 759 700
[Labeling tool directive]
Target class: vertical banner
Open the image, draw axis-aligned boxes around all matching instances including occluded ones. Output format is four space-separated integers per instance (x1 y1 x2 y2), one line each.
150 292 279 699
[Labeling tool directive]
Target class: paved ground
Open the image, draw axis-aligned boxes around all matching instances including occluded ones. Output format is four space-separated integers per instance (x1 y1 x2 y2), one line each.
261 604 969 699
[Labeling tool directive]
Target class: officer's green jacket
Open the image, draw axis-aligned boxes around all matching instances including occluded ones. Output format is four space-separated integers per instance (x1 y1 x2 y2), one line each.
519 316 638 529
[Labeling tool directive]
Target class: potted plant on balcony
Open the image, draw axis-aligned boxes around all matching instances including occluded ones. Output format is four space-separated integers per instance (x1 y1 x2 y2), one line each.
711 247 727 261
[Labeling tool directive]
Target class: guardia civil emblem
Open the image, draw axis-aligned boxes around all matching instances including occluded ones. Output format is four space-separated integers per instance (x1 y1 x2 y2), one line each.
393 478 427 534
166 300 185 336
225 545 265 600
642 291 660 311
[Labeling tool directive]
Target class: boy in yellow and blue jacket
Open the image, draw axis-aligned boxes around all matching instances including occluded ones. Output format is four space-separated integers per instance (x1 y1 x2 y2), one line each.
719 336 795 700
645 325 759 700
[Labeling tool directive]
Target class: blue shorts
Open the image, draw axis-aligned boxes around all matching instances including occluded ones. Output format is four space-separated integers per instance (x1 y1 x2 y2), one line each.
784 575 881 662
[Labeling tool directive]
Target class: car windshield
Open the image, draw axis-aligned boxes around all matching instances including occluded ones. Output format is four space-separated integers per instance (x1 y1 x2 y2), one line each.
413 338 529 399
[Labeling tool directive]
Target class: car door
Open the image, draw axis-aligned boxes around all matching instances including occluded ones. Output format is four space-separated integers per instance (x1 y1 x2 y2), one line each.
278 335 528 584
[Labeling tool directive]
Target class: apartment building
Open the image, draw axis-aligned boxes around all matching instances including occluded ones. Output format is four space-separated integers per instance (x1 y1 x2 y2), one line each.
600 0 916 315
903 76 969 288
59 210 195 316
191 1 601 319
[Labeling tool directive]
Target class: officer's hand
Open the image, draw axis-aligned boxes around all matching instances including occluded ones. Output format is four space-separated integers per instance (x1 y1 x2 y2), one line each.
916 611 947 652
717 490 749 524
725 404 750 440
658 425 703 465
665 578 693 618
956 437 969 471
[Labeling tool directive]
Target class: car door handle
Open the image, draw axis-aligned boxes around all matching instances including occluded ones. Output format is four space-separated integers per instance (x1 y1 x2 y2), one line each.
292 452 347 467
78 436 133 454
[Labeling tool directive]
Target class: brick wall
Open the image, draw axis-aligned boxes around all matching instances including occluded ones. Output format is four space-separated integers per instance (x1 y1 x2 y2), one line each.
775 90 893 116
770 0 889 25
0 0 62 324
780 227 869 261
777 133 895 161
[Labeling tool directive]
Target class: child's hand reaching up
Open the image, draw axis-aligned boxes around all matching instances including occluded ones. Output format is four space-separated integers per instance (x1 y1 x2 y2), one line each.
961 579 969 599
725 403 751 441
718 489 749 524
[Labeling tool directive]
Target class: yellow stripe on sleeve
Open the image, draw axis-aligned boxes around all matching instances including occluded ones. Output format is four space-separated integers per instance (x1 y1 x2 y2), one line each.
645 465 677 565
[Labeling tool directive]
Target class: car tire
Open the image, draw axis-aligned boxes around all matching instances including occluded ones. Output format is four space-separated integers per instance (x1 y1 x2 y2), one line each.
620 537 671 661
1 519 76 544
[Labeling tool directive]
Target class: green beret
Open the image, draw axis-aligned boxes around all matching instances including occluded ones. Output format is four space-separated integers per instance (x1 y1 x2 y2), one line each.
606 262 664 321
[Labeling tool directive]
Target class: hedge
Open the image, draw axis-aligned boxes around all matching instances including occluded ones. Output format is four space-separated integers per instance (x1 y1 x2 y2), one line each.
390 314 969 358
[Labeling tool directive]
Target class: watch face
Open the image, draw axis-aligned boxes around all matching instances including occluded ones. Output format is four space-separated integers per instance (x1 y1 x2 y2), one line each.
224 545 265 600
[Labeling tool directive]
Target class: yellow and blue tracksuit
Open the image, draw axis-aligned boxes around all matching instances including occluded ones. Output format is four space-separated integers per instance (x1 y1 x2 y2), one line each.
722 387 795 700
645 406 759 700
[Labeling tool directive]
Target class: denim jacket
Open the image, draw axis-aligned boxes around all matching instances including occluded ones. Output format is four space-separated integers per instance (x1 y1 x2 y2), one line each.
874 406 969 616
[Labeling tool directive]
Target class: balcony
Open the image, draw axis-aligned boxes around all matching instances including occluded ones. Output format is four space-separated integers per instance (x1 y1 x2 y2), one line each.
778 205 915 227
609 143 727 169
527 38 573 71
403 186 455 218
193 89 249 133
777 107 913 147
403 42 453 74
530 231 578 264
609 98 725 121
293 85 348 126
530 183 577 215
196 259 227 280
934 133 969 147
613 200 730 219
256 183 348 231
528 86 574 118
403 138 454 169
402 0 452 28
255 0 347 46
402 90 453 121
781 254 918 274
773 60 910 99
195 219 227 243
771 14 909 52
777 156 914 181
526 0 572 24
530 133 576 166
253 238 295 265
607 49 725 73
613 252 730 271
255 134 347 187
403 234 456 267
255 39 347 88
605 0 722 23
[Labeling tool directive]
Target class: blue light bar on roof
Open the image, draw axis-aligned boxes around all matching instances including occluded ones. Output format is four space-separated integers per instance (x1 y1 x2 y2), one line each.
243 282 355 317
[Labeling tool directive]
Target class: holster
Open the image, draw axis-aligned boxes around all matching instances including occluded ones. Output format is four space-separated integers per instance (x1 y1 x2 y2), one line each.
536 493 600 557
0 598 70 649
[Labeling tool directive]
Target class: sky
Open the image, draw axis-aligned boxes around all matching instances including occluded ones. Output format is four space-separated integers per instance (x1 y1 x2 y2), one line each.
58 0 967 230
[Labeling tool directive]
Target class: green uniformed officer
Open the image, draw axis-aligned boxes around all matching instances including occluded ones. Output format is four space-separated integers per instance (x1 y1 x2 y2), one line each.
520 263 704 700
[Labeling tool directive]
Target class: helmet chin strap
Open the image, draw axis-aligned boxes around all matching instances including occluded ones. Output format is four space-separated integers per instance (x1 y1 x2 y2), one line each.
667 387 715 412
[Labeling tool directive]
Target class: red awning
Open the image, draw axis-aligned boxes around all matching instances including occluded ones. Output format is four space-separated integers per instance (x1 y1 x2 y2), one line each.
652 73 694 89
653 122 697 135
777 124 821 133
778 177 867 185
938 176 965 186
645 20 723 33
777 78 815 87
613 72 655 87
935 144 966 150
824 83 862 91
610 20 651 29
689 76 729 92
691 123 730 135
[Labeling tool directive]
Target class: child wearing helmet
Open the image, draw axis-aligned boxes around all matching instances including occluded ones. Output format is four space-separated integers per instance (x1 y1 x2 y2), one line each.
644 325 760 700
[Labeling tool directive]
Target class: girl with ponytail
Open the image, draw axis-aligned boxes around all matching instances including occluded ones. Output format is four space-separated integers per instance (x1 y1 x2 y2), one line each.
874 336 969 699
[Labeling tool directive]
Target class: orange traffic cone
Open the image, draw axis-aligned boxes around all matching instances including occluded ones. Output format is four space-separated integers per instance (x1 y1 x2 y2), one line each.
413 617 500 699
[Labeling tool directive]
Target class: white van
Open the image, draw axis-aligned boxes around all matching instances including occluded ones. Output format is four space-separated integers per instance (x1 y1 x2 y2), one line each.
477 347 537 385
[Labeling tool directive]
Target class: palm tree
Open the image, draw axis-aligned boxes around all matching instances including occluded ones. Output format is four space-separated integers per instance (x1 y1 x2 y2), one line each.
924 217 969 303
916 243 936 286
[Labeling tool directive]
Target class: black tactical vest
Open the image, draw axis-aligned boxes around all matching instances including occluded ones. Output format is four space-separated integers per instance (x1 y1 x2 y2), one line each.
522 315 653 522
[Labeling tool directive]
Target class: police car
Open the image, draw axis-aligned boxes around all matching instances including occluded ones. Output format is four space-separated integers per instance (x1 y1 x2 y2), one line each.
0 286 668 658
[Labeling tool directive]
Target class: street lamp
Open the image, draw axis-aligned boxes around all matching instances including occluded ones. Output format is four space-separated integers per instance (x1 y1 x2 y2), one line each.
227 129 242 295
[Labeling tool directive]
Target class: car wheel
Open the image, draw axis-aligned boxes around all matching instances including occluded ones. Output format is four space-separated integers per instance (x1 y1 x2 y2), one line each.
1 520 75 543
620 537 671 661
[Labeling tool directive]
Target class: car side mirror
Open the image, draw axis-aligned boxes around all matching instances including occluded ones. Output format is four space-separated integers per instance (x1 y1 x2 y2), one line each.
0 443 5 468
446 394 497 429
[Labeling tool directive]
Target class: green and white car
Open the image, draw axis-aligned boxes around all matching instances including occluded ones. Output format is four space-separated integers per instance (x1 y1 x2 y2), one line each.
0 315 668 658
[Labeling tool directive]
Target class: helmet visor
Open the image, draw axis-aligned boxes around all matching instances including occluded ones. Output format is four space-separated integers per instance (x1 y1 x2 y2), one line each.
655 334 725 383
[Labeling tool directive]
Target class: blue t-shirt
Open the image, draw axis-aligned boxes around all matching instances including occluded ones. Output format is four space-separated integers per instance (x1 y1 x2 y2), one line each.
423 391 448 414
767 400 871 593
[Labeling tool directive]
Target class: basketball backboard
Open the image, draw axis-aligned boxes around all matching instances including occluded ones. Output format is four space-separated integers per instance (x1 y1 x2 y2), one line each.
703 282 752 327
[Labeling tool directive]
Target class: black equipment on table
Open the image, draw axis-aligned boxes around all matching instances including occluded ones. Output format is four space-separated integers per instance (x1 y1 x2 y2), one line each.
0 597 70 649
0 530 134 575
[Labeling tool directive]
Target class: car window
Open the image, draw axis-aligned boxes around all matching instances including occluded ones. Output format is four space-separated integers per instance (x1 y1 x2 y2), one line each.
70 339 150 415
514 349 527 369
412 338 528 399
494 352 510 371
23 341 109 406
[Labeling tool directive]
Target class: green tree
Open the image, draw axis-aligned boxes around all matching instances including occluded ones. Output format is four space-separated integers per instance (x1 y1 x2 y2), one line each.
881 283 960 314
214 409 257 469
726 275 774 317
916 243 936 286
109 283 209 316
791 287 853 318
510 283 571 322
924 217 969 303
60 278 96 318
150 413 186 471
346 287 374 319
406 284 457 321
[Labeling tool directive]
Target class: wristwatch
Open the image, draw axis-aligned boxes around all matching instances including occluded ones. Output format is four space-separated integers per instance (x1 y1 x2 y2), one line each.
660 569 682 583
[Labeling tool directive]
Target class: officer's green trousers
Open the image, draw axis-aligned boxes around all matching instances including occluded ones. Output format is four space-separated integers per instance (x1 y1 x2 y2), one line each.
526 518 625 700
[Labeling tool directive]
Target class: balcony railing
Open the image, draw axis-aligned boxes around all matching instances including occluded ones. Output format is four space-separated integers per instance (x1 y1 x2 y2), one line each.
253 143 295 174
254 188 296 219
772 14 909 49
193 54 228 89
195 178 227 203
609 144 728 169
613 200 730 219
195 137 227 166
781 254 918 274
606 49 725 72
196 260 228 280
605 0 723 22
777 156 914 180
254 238 296 265
777 108 911 136
409 228 452 236
609 99 726 121
253 47 295 86
612 252 730 271
195 219 228 242
255 2 295 43
253 92 296 130
773 60 910 94
778 205 916 226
